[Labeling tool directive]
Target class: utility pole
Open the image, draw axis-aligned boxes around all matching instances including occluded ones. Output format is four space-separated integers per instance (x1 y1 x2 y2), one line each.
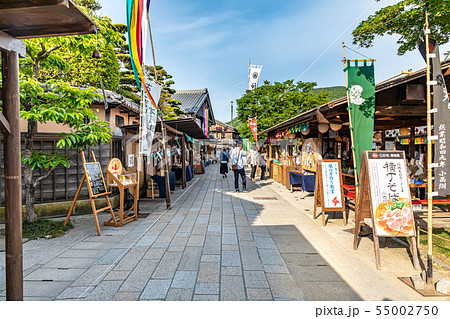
230 101 233 126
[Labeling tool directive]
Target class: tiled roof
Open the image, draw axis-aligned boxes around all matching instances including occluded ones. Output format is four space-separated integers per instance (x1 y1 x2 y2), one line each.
172 89 209 114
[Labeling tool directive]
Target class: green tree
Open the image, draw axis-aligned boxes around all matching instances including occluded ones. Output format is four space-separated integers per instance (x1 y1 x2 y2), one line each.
236 80 328 140
352 0 450 55
145 65 183 119
74 0 102 12
21 78 112 222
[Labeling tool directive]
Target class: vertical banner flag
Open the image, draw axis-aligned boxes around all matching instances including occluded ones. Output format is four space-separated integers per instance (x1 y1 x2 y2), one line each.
419 38 450 195
345 60 376 177
248 118 259 150
127 0 159 108
248 65 263 90
203 108 209 137
141 80 162 157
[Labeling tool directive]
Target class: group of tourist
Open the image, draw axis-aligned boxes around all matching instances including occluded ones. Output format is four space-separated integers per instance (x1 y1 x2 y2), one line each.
219 143 267 192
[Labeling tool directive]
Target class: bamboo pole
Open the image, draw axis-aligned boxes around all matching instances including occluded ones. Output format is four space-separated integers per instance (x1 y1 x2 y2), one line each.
424 9 434 287
342 41 359 201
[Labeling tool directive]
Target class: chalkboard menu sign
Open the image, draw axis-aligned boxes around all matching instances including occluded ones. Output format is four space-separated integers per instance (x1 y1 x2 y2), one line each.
84 162 107 196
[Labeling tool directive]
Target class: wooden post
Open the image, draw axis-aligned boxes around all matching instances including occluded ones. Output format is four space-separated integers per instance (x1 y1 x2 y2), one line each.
424 10 434 287
161 121 171 209
181 134 187 189
2 50 23 301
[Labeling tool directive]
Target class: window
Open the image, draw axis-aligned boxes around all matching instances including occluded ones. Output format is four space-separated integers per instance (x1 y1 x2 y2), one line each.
115 115 124 128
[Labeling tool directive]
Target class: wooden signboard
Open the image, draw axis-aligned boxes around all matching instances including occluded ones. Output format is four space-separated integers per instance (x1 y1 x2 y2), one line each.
64 151 116 236
354 151 419 270
84 162 107 196
302 138 319 172
314 160 346 226
105 158 139 227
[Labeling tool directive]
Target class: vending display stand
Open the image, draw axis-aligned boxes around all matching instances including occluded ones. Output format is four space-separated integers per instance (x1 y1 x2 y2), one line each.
104 158 139 227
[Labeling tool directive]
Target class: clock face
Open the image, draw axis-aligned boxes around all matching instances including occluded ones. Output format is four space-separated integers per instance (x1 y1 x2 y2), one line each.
252 72 258 79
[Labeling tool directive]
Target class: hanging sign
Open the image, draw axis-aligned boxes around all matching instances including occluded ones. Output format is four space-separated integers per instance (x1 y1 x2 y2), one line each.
141 79 161 157
302 138 319 172
354 151 419 269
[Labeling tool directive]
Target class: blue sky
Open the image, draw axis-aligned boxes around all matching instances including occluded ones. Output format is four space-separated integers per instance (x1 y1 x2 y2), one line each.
99 0 450 123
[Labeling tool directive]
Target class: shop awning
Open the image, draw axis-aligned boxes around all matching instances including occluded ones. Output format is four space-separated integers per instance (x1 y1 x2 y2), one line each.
0 1 97 39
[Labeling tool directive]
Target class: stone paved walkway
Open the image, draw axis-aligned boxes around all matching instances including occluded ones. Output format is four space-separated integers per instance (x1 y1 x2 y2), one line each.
1 163 448 301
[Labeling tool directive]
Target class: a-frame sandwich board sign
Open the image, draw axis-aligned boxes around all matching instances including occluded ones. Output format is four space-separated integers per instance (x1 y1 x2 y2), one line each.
354 150 419 270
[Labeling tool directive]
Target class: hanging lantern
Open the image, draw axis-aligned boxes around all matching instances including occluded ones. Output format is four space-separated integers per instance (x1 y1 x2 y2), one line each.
399 127 410 136
373 132 382 140
301 127 310 135
318 123 329 133
330 123 342 131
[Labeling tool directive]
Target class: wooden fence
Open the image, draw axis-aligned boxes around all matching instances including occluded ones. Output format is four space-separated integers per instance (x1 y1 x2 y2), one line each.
0 134 123 205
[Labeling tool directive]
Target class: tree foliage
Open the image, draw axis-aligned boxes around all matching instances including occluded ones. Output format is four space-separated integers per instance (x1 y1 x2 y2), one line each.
352 0 450 55
236 80 328 140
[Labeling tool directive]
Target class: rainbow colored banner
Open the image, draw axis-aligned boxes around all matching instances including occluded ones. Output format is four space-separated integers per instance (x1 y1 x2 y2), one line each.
127 0 158 108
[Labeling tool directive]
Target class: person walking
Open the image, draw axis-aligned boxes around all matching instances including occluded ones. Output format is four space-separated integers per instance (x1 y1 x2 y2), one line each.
219 147 229 178
249 148 258 181
231 143 247 192
258 151 267 180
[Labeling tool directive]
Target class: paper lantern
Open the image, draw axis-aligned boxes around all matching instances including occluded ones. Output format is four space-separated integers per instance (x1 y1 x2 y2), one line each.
318 123 329 133
373 132 382 140
288 133 296 139
330 123 342 131
399 127 410 136
301 127 310 135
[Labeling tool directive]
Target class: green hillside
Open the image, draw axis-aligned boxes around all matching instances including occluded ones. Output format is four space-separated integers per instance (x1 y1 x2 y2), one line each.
313 86 346 102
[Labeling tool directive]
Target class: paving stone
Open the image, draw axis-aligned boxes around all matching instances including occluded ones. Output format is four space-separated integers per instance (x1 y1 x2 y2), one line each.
193 294 219 301
151 251 183 279
266 273 304 300
151 242 170 249
221 266 242 276
246 288 273 301
140 279 172 300
171 271 198 289
222 233 238 245
96 249 128 265
254 237 278 250
112 291 141 301
45 257 97 269
282 253 328 266
170 236 189 246
71 264 112 286
244 270 270 288
103 270 130 281
85 280 123 301
258 249 285 266
187 235 205 247
166 288 194 301
287 265 344 282
200 254 220 263
240 246 264 271
56 286 94 300
197 262 220 283
23 280 71 298
59 249 107 259
135 235 158 247
299 281 362 301
25 267 85 282
143 248 166 260
114 247 149 271
168 245 185 252
178 247 202 271
222 226 237 234
221 250 241 267
263 264 290 274
207 225 221 232
195 282 220 295
220 275 246 301
203 236 221 255
120 260 158 291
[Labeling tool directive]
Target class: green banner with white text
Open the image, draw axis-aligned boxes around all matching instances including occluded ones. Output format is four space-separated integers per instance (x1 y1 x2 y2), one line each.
346 61 375 178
